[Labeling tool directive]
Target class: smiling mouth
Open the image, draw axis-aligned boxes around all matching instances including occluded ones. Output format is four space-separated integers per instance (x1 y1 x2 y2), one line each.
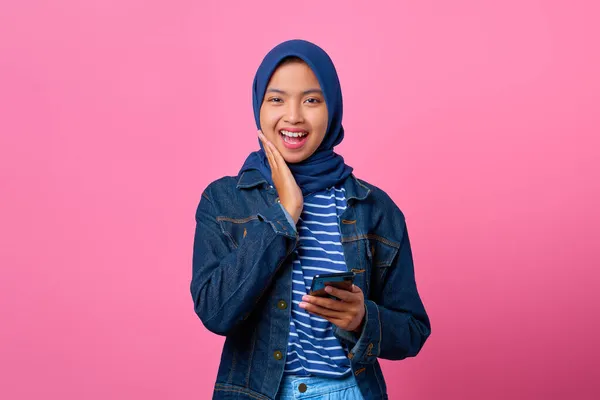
279 129 309 148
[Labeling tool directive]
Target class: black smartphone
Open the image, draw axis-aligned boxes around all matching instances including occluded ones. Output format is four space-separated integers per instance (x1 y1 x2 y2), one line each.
309 272 355 299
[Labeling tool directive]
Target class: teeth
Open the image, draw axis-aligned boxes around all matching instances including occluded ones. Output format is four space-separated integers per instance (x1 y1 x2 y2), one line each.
280 130 308 138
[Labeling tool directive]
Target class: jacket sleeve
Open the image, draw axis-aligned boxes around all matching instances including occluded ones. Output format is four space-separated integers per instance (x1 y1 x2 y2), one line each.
190 189 298 335
334 220 431 363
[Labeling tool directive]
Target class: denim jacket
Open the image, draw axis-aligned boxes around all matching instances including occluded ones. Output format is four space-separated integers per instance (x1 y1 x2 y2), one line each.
190 169 431 400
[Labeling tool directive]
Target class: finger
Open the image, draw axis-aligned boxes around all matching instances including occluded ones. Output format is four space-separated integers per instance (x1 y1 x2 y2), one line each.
269 141 287 170
265 146 276 170
302 294 346 312
304 309 346 327
258 130 267 148
259 132 276 170
324 285 356 302
299 301 345 319
266 141 282 171
351 284 362 294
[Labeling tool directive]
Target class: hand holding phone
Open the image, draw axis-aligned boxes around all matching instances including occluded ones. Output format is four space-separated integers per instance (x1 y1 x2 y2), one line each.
301 271 365 332
309 272 355 300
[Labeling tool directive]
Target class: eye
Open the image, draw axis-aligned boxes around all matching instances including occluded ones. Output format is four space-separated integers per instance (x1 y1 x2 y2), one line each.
268 97 283 103
304 98 321 104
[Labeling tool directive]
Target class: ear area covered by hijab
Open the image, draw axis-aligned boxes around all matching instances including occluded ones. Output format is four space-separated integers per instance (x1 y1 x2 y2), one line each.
239 39 353 196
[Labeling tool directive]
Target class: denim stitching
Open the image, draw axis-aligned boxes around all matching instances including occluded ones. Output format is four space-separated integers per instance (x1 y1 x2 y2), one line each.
355 178 372 199
371 362 385 395
217 221 239 249
245 327 258 387
376 303 382 358
214 384 269 400
227 347 237 384
342 234 400 249
353 224 362 271
217 216 259 224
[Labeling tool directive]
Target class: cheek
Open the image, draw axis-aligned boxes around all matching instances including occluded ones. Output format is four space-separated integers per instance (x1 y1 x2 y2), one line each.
260 104 276 123
260 107 281 132
309 110 328 144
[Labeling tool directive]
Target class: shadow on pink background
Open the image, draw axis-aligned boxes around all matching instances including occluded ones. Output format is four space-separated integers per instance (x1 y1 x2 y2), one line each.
1 1 598 399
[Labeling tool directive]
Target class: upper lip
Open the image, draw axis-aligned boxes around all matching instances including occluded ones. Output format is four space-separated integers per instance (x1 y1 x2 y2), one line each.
279 127 308 133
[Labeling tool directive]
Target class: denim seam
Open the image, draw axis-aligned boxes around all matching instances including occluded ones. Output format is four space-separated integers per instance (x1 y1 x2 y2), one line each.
355 178 372 199
236 171 268 189
216 216 260 224
227 347 237 384
371 362 385 396
376 261 393 267
353 224 362 272
245 326 258 387
218 223 239 249
259 211 296 238
376 303 382 358
265 220 294 238
342 234 400 249
214 384 270 400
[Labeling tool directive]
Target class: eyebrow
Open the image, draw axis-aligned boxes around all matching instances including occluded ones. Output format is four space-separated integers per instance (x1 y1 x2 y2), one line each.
265 88 324 96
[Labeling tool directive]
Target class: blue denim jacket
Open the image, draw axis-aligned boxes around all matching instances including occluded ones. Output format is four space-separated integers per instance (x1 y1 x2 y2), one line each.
190 170 431 400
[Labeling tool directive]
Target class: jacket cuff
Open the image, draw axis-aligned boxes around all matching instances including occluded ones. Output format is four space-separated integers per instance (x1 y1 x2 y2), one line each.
257 203 297 239
279 204 297 233
334 300 381 364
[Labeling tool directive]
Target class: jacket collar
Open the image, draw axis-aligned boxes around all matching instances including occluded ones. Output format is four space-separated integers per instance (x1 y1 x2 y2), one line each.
236 169 370 202
236 169 268 189
342 173 371 202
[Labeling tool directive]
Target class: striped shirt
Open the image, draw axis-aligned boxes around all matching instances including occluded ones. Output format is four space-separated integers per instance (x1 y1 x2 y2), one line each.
283 185 352 378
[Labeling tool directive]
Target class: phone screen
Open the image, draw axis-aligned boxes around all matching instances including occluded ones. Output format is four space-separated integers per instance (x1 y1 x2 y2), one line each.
309 273 355 298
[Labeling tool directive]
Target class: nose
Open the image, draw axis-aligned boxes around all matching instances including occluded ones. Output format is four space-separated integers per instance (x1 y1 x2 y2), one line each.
284 101 304 124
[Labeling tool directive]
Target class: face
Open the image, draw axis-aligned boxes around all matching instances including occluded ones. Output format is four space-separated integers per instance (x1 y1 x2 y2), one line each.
259 60 328 164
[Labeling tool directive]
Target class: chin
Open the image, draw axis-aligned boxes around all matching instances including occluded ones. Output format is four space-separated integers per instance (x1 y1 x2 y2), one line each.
282 153 306 164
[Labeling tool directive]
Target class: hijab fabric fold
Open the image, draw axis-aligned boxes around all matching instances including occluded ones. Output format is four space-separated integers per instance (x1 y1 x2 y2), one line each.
239 39 353 196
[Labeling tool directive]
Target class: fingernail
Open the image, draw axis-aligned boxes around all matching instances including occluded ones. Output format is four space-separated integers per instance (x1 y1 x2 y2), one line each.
302 295 309 301
324 286 333 293
299 302 307 308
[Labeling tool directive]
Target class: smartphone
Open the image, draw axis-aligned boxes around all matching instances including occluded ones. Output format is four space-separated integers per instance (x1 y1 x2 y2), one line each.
309 272 355 299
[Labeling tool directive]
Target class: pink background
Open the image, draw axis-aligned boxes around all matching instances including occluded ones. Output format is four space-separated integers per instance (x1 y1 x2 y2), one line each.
1 1 599 399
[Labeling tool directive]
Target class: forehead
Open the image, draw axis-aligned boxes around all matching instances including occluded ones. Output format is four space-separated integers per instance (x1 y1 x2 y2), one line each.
267 60 321 89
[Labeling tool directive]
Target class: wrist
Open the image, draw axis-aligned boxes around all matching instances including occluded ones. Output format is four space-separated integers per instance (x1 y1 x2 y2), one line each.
352 315 365 334
281 201 302 223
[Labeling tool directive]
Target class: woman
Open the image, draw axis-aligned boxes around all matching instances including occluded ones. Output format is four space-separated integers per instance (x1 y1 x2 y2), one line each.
191 39 431 400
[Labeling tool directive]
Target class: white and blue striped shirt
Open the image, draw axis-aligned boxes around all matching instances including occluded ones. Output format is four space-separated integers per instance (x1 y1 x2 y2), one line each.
282 185 352 378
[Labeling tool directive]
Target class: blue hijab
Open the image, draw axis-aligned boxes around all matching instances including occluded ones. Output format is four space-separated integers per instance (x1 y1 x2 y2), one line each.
239 39 353 196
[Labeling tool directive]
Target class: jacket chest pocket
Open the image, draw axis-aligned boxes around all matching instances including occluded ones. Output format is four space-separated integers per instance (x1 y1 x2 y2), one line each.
216 216 261 248
364 237 400 301
342 236 397 296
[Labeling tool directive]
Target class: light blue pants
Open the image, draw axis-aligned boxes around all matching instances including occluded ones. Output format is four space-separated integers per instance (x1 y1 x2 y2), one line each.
275 373 364 399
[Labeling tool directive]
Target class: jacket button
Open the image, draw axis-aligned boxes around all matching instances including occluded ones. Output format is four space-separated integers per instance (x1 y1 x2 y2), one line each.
273 350 283 360
277 300 287 310
298 383 307 393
